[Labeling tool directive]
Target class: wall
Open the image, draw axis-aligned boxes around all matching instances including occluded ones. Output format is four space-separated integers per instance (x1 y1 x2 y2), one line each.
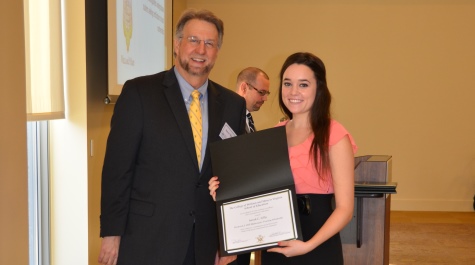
0 1 29 264
85 0 115 263
186 0 475 211
48 1 89 264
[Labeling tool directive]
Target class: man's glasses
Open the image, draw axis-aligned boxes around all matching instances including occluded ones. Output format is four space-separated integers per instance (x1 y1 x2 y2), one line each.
184 36 217 49
246 83 270 96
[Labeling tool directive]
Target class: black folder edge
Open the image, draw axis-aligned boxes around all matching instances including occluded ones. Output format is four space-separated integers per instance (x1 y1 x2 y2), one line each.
210 127 303 256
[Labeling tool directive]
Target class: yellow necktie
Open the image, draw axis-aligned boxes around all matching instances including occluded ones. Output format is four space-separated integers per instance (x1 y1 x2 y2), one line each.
189 90 202 167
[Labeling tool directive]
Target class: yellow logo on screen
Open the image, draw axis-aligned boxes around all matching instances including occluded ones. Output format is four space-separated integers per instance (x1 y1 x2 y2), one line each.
123 0 133 52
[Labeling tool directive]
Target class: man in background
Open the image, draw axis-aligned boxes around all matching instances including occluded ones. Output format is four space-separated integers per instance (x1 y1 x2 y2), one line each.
232 67 270 265
235 67 270 134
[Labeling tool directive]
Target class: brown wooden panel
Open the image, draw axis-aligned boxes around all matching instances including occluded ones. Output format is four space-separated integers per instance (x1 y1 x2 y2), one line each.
343 156 392 265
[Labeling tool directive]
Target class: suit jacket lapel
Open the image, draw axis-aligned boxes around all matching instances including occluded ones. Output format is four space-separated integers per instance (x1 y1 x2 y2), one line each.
162 69 200 170
202 82 224 173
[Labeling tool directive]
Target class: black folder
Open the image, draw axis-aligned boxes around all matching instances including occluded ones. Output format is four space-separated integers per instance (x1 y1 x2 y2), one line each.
210 126 302 256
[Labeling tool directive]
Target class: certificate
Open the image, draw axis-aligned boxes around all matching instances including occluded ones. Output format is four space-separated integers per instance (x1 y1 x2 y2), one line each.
221 189 300 253
210 126 303 256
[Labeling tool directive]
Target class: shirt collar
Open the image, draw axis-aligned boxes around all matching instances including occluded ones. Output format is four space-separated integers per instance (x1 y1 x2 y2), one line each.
174 67 208 99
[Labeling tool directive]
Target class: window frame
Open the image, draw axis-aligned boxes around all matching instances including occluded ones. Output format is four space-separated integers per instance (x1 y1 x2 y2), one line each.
27 121 50 265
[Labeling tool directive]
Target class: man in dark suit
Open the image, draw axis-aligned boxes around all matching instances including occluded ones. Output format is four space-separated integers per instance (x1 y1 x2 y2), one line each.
98 9 246 265
234 67 270 134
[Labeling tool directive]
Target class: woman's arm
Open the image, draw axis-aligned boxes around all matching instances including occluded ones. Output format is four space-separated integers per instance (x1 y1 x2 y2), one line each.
306 135 355 247
268 135 354 257
209 176 220 201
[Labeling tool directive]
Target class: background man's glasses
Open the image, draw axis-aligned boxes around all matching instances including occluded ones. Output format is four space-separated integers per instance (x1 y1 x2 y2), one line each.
246 82 270 96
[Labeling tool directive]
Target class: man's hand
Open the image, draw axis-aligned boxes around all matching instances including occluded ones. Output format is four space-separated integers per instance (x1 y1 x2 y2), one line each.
98 236 121 265
214 251 236 265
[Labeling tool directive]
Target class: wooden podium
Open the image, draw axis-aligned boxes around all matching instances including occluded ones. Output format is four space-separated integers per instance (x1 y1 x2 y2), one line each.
341 155 395 265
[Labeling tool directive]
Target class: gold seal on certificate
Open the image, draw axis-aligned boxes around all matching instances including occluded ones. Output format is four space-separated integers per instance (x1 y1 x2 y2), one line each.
210 127 303 256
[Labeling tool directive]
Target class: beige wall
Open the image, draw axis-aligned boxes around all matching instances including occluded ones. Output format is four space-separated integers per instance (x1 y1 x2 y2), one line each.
185 0 475 211
0 1 29 264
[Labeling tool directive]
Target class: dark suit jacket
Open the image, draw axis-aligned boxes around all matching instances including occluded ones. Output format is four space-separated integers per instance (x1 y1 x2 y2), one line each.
100 68 246 265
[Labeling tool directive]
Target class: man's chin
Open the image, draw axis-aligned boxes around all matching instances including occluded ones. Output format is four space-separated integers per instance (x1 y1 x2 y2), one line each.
254 103 264 111
188 66 212 77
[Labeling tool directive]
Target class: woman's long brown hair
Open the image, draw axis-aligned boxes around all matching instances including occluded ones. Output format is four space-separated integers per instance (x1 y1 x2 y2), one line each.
278 52 332 180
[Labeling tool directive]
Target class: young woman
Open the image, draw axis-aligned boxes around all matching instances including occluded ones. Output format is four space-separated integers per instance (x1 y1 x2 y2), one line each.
210 52 357 264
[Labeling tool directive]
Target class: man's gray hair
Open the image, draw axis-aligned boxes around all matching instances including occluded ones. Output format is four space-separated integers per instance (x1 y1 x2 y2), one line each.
175 9 224 49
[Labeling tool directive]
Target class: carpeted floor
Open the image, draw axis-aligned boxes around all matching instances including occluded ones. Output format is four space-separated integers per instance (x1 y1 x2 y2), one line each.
250 211 475 265
389 212 475 265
